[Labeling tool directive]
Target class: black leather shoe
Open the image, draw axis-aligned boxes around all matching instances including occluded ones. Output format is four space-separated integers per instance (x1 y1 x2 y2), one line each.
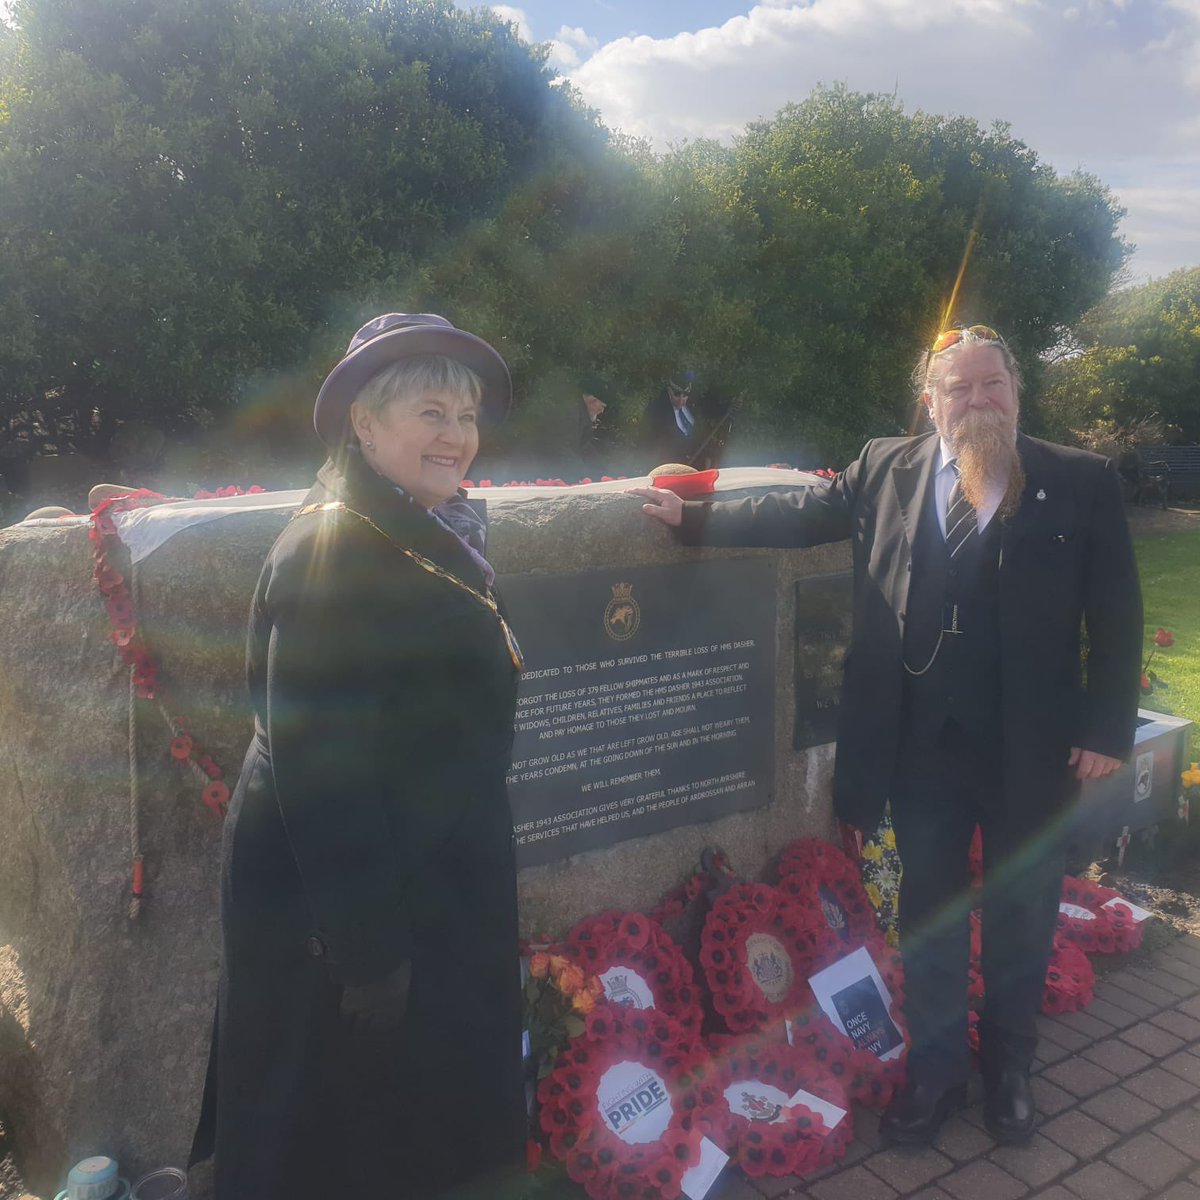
880 1080 968 1145
984 1068 1035 1143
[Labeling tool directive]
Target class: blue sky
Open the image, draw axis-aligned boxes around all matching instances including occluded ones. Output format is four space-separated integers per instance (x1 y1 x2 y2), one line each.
477 0 1200 285
494 0 749 42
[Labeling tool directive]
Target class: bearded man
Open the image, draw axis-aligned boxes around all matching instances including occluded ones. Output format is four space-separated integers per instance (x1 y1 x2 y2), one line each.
632 326 1143 1144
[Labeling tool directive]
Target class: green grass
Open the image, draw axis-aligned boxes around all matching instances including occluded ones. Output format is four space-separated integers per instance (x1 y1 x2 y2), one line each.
1133 529 1200 760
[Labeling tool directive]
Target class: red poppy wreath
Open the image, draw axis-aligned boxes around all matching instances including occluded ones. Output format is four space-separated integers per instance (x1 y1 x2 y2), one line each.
784 1007 907 1112
1057 877 1145 954
776 837 880 946
537 1006 710 1200
561 911 704 1036
702 1035 853 1179
700 883 842 1034
776 839 906 1003
1042 938 1096 1016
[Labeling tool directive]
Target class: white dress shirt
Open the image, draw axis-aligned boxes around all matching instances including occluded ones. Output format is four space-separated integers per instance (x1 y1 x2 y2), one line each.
934 440 1004 536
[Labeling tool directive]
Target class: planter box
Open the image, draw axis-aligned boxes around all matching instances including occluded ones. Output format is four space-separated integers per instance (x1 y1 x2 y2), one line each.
1070 708 1194 863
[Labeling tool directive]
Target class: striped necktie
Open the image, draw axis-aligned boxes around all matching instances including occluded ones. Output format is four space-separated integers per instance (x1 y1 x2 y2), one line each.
944 462 978 558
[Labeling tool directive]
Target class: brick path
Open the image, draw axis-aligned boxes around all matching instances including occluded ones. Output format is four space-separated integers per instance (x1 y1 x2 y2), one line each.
720 933 1200 1200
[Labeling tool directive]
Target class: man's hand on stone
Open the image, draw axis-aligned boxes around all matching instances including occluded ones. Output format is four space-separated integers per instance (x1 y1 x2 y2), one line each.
1069 747 1123 782
628 486 683 527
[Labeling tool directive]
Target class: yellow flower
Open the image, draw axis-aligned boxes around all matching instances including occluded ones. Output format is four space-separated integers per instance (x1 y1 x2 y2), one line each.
529 953 551 980
572 988 596 1015
556 964 586 997
548 954 570 976
881 827 896 850
587 975 605 999
862 843 883 862
865 882 884 909
886 928 900 948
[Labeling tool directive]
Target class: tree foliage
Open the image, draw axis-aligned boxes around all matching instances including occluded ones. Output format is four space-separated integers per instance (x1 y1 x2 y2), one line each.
1043 267 1200 443
0 2 1131 480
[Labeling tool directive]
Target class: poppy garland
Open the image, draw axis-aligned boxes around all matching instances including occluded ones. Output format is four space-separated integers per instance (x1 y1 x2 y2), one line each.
90 490 232 819
560 911 705 1036
701 1036 853 1179
536 1006 711 1200
699 883 843 1033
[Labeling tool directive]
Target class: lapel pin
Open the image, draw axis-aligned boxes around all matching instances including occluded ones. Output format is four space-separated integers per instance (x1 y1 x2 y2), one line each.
1036 488 1047 501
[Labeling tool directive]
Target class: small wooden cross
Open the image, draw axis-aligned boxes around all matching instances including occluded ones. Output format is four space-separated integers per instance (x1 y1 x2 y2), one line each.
1116 825 1131 867
1180 794 1190 824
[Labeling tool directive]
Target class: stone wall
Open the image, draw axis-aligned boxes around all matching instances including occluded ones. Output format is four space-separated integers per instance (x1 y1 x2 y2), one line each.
0 483 850 1196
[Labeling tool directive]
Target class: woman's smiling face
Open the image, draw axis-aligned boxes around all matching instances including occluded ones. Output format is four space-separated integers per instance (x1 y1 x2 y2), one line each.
351 388 480 508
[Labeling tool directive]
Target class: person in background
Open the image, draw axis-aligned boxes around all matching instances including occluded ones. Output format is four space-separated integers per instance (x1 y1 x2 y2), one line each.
641 372 703 467
579 376 618 475
632 325 1142 1147
191 313 526 1199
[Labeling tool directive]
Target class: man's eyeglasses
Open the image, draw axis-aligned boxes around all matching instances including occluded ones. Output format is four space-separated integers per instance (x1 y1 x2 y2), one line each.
931 325 1000 354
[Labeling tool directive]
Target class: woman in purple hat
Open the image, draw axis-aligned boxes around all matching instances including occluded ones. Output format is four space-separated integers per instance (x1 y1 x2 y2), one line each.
191 315 526 1198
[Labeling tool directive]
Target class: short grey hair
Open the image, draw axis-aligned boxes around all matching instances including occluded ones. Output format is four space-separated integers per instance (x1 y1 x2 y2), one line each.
912 327 1023 403
351 354 483 431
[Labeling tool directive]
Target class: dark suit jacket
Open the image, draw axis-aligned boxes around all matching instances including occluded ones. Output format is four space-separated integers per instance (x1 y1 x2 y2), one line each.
642 389 704 465
680 432 1143 831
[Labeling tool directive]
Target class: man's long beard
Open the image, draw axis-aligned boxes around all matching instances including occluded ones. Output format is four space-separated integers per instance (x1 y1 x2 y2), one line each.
947 409 1025 519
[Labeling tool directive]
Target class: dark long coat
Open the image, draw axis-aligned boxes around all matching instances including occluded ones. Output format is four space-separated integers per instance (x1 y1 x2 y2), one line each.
194 452 525 1199
680 432 1144 832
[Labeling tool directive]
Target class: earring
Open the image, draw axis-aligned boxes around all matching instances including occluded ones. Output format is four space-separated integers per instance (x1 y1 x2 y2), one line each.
364 440 375 450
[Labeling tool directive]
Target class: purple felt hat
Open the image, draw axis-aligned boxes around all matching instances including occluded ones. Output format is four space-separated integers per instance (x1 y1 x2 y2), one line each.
312 312 512 446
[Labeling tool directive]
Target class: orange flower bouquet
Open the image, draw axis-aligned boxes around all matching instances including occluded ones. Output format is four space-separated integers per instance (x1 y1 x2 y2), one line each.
524 948 605 1081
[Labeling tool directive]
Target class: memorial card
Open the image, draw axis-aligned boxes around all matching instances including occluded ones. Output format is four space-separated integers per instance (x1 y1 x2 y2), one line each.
808 945 904 1061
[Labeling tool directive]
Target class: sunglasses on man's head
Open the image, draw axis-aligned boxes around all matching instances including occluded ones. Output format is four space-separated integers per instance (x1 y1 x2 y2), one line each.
668 382 692 396
931 325 1001 354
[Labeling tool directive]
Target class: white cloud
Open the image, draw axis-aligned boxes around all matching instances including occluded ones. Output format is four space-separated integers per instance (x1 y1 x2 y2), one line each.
547 25 600 71
565 0 1200 278
484 4 534 43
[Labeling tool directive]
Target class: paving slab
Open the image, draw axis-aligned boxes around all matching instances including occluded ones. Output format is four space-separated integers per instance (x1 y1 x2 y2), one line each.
1154 956 1200 989
1093 982 1162 1020
1030 1077 1077 1118
1163 1048 1200 1087
1053 1010 1117 1040
1124 1064 1200 1108
1104 970 1178 1007
1159 1182 1200 1200
938 1158 1028 1200
1079 1086 1163 1133
1125 966 1200 999
1119 1022 1187 1057
1061 1160 1146 1199
1082 997 1143 1030
1041 1107 1122 1156
1035 1018 1091 1053
1105 1130 1194 1191
861 1146 954 1193
1178 994 1200 1021
930 1114 994 1163
987 1133 1078 1189
807 1164 898 1200
1155 1104 1200 1156
1151 1010 1200 1041
1081 1037 1154 1077
1040 1056 1121 1099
